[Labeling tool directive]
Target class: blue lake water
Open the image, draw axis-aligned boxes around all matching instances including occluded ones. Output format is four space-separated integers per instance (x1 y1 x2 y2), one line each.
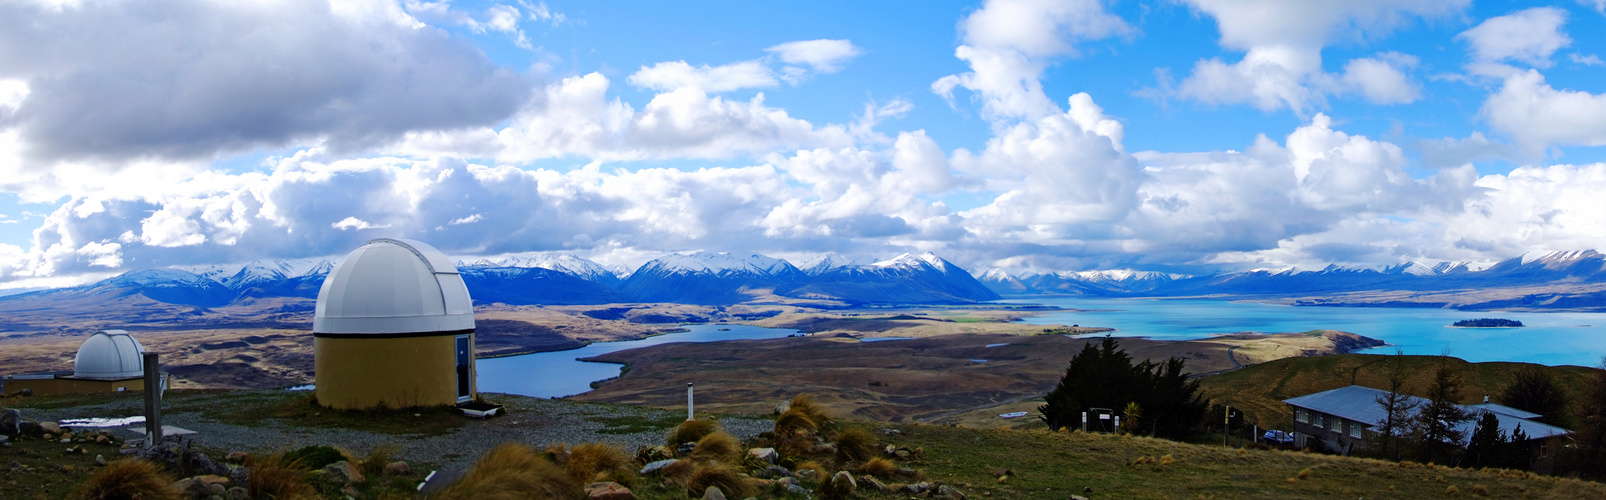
476 324 800 398
1007 297 1606 367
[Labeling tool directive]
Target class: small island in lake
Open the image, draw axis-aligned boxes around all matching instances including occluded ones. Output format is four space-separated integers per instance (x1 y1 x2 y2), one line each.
1451 318 1524 328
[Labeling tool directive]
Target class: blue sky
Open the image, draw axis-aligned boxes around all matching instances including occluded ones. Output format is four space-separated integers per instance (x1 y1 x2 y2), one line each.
2 0 1606 287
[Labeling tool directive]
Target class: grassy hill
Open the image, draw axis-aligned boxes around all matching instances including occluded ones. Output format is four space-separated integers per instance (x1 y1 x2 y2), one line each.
1198 353 1603 431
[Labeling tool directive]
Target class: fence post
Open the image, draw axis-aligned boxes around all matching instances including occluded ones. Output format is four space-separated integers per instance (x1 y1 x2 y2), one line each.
143 352 162 444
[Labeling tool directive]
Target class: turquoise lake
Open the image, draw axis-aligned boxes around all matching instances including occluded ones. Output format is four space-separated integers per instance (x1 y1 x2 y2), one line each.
477 297 1606 399
1007 297 1606 367
476 324 800 398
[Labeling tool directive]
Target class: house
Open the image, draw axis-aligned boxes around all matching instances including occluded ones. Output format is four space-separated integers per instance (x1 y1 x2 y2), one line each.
2 330 168 396
1282 385 1570 464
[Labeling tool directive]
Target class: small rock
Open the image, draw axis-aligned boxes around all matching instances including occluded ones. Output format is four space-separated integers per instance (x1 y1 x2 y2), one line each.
832 470 858 490
701 485 727 500
585 481 635 500
207 483 227 496
95 454 106 466
1083 486 1094 493
225 487 250 500
932 484 967 500
224 451 249 464
60 438 71 444
171 477 212 499
991 467 1014 478
878 428 901 436
746 447 777 464
383 461 411 476
796 469 818 480
1071 496 1090 500
777 477 799 486
320 461 365 485
761 465 795 479
640 459 677 475
785 484 809 495
861 475 891 493
95 435 109 445
39 422 61 435
901 481 932 494
0 408 21 437
676 443 697 456
193 474 230 486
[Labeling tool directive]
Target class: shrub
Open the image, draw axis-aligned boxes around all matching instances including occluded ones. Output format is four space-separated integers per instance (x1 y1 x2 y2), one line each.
658 460 695 487
430 443 581 500
858 457 897 478
356 443 400 479
687 464 754 499
283 445 348 471
689 431 742 464
565 442 636 486
788 394 832 428
818 471 856 500
249 453 318 500
834 427 878 463
775 409 819 436
668 418 720 447
1298 467 1312 479
796 460 829 484
73 459 179 500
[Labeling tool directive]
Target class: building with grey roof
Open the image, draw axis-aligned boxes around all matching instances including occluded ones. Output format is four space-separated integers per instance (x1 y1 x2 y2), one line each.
1283 385 1571 465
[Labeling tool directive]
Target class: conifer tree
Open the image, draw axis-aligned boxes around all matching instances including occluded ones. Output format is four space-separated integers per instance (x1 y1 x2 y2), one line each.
1414 357 1472 464
1371 349 1419 460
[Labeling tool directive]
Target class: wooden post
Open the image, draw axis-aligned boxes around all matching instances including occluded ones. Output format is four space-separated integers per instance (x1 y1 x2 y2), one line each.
1223 405 1230 447
143 352 162 443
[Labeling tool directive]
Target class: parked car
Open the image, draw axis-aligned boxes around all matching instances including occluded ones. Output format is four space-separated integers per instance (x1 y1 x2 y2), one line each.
1263 429 1295 445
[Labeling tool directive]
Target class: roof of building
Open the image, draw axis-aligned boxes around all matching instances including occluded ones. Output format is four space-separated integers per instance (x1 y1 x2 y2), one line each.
1467 403 1543 420
73 330 145 379
314 238 475 335
1284 385 1571 441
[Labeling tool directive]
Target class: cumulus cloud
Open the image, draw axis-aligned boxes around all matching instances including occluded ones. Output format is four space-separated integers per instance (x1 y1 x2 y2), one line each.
1456 7 1570 69
1168 0 1464 113
1418 132 1517 168
1482 69 1606 155
766 39 862 73
627 60 779 93
0 0 530 164
934 0 1133 120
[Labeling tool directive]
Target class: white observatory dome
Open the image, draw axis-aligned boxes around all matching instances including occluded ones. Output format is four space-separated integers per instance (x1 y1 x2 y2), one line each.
314 238 474 335
73 330 145 379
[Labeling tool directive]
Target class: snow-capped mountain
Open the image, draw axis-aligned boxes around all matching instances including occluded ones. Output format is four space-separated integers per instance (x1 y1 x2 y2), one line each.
621 251 807 304
790 252 1000 304
460 253 620 286
793 252 871 276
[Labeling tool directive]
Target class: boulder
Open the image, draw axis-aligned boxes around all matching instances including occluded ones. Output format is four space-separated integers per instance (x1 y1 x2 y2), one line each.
932 484 967 500
320 461 365 485
584 481 636 500
384 461 411 476
701 486 727 500
640 459 677 475
225 487 250 500
186 452 229 477
746 447 777 464
170 477 213 499
831 470 857 490
19 420 40 435
95 454 107 466
0 408 20 436
900 481 932 494
224 451 249 464
207 483 227 496
38 422 61 435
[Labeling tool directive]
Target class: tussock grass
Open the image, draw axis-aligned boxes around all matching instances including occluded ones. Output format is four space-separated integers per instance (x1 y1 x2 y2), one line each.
688 431 742 464
858 457 897 478
565 442 637 486
658 459 696 487
817 471 856 500
786 394 832 429
355 443 400 479
834 427 878 463
667 418 720 447
686 464 754 499
72 459 179 500
429 443 581 500
248 453 319 500
774 408 819 436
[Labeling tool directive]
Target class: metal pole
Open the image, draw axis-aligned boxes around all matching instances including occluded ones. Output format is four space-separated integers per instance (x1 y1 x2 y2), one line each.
1223 405 1230 447
686 383 694 421
1081 412 1087 433
142 352 162 444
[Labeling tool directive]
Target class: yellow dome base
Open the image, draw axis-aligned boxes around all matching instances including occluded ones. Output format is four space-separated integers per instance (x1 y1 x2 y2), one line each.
314 334 475 410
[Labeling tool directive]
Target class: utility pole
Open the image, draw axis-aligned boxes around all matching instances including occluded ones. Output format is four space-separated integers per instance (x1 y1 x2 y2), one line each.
142 352 162 444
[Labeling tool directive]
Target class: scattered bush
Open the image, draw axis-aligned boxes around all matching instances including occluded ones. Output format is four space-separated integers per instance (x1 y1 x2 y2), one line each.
249 453 319 500
282 445 348 471
355 443 400 479
1298 467 1312 480
787 394 833 428
689 431 742 464
658 460 695 487
775 409 819 436
73 459 179 500
834 427 878 463
429 443 580 500
687 464 754 499
566 442 636 486
543 443 570 465
818 471 856 500
668 418 720 447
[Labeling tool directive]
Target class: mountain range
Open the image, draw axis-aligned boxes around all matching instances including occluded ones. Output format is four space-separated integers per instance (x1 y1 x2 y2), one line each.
9 249 1606 313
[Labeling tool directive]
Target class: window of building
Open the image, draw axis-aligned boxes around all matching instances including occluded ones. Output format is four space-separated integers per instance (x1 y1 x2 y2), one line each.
1295 408 1308 423
1313 413 1324 429
1349 421 1362 438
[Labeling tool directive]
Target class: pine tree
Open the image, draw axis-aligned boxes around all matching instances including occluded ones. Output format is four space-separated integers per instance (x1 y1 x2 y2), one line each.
1414 357 1472 464
1500 366 1571 428
1573 356 1606 477
1371 349 1419 460
1465 411 1505 468
1039 336 1205 439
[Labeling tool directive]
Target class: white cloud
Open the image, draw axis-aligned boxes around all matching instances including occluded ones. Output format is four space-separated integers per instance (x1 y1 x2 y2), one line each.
0 0 529 163
1456 7 1570 69
1168 0 1464 113
627 60 778 93
934 0 1133 120
331 217 385 231
1482 69 1606 155
765 39 862 73
1418 132 1516 168
1571 53 1604 66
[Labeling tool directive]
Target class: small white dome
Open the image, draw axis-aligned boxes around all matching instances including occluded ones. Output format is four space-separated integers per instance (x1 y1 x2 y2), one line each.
314 238 474 335
73 330 145 379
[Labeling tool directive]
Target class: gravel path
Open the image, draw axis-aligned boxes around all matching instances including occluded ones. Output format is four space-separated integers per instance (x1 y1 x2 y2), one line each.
17 391 774 470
